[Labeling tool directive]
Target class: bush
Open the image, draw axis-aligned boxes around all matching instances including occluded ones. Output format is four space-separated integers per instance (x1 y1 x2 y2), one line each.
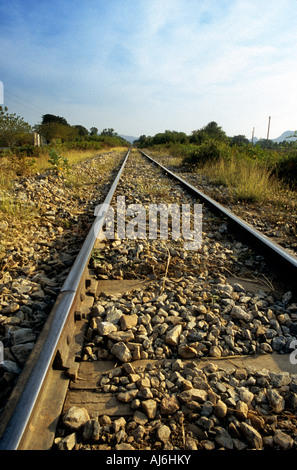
273 153 297 188
48 150 69 174
183 139 232 168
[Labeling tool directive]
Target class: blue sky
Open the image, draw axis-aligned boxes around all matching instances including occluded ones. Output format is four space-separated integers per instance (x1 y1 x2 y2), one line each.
1 0 297 139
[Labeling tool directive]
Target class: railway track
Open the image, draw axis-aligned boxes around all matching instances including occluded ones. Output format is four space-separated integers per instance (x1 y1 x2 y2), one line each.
0 147 297 451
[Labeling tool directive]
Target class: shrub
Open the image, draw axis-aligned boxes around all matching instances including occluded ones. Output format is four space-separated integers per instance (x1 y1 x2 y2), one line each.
183 139 232 168
273 153 297 188
48 150 69 174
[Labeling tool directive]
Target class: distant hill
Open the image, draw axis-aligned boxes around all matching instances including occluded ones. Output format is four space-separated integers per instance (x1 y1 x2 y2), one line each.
272 130 297 143
250 130 297 144
120 132 297 145
120 135 138 144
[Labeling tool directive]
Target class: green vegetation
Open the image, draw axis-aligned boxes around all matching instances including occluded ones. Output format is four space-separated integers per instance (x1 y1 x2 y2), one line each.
0 109 130 181
35 114 129 147
48 149 70 174
0 106 32 147
135 121 297 201
201 157 276 203
2 105 297 204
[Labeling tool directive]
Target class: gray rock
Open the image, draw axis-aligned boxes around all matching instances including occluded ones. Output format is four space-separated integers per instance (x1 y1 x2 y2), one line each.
240 422 263 449
160 395 180 415
273 429 294 449
236 401 249 420
83 419 100 441
141 399 158 419
271 336 287 351
239 387 254 405
117 389 139 403
214 427 233 449
178 344 197 359
111 342 132 362
105 307 124 324
115 443 135 450
231 305 252 322
179 388 208 403
108 330 134 342
1 360 20 374
10 328 36 345
55 432 77 450
157 425 171 443
91 304 105 316
96 321 117 336
267 389 285 412
63 406 90 430
214 399 228 418
165 324 183 346
120 314 138 330
11 342 34 364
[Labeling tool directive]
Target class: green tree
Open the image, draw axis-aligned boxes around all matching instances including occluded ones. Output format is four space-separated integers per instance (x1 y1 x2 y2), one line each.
190 121 227 144
101 128 118 136
36 121 76 143
0 106 32 147
255 138 275 149
41 114 69 126
90 127 98 136
73 125 89 137
151 130 188 145
36 114 78 143
230 135 249 146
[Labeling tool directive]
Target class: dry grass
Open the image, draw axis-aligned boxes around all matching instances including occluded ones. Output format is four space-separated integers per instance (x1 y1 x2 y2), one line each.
0 146 126 224
64 148 126 191
0 197 39 219
0 146 127 184
201 157 280 203
34 147 114 173
0 171 14 192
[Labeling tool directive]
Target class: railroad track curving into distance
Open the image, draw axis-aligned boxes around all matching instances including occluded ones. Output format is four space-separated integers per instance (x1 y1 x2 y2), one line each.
0 147 297 451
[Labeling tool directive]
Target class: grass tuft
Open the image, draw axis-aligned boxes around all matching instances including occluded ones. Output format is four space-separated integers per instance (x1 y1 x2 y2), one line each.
201 157 279 203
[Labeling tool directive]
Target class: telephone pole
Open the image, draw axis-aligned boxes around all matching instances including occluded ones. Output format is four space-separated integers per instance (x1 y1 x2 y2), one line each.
251 127 255 145
266 116 271 144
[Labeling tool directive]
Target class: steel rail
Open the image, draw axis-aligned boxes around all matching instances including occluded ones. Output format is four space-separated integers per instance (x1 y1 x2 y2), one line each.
139 150 297 292
0 148 131 450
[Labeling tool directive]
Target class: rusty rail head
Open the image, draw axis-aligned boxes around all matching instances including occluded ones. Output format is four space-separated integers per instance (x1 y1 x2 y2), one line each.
0 148 131 450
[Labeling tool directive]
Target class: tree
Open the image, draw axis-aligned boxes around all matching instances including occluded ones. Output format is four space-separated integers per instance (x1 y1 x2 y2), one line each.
73 125 89 136
0 106 32 147
36 121 76 143
230 135 249 146
41 114 69 126
151 130 188 145
255 138 275 149
36 114 77 143
90 127 98 136
101 128 118 136
190 121 227 144
134 135 152 147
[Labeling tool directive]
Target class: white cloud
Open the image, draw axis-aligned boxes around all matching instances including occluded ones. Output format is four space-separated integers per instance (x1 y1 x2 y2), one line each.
2 0 297 137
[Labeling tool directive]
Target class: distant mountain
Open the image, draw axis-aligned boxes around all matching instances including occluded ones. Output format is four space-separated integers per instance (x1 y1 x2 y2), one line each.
272 130 297 143
250 130 297 143
120 135 138 144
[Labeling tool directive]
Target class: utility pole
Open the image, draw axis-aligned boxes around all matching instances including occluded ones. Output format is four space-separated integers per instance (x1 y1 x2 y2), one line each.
251 127 255 146
266 116 271 144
